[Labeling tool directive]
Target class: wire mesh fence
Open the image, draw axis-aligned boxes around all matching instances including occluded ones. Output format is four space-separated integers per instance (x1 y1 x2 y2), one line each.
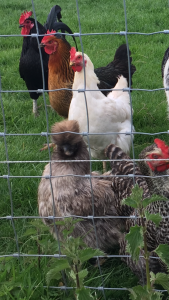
1 0 169 298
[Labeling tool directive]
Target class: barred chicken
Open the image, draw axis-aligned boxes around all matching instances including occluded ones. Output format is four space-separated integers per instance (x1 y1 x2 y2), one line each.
105 139 169 282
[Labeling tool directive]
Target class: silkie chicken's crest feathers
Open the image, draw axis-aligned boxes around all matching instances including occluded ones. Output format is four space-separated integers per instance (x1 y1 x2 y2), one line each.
41 29 57 44
70 47 77 61
51 120 81 146
19 11 32 24
154 138 169 156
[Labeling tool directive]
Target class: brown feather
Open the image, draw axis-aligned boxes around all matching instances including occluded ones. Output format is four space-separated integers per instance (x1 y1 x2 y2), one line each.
38 120 125 251
47 38 74 118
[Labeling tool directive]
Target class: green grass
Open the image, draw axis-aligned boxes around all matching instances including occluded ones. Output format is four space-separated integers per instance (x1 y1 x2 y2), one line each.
0 0 169 298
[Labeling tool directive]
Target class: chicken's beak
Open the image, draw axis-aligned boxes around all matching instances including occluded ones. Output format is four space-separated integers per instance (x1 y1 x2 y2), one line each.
19 24 24 28
63 145 74 156
70 61 75 66
40 43 45 48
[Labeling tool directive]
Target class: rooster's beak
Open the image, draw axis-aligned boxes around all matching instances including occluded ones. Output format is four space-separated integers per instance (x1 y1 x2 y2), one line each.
40 43 45 48
19 24 24 28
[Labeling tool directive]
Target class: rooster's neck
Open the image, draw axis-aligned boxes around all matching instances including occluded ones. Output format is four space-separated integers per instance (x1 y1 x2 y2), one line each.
48 41 72 76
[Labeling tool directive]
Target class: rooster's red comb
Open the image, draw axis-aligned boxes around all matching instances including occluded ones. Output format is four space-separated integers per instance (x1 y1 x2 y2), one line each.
19 11 32 24
70 47 77 61
154 138 169 155
41 30 57 44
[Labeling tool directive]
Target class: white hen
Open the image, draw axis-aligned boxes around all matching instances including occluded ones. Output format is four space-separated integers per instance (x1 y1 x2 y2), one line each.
162 47 169 113
68 47 134 161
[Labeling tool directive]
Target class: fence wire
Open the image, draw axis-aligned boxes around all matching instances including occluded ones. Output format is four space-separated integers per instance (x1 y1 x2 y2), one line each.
0 0 169 298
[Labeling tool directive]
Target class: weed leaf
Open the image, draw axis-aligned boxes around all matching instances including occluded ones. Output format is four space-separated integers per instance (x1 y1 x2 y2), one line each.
144 211 162 226
78 248 105 263
151 272 169 293
125 225 144 262
142 194 168 208
76 287 94 300
122 184 143 208
155 244 169 268
46 259 70 285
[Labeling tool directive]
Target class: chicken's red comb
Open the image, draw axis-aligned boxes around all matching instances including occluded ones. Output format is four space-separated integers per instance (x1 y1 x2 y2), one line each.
47 29 57 35
19 11 32 24
70 47 77 61
41 30 57 43
154 138 169 154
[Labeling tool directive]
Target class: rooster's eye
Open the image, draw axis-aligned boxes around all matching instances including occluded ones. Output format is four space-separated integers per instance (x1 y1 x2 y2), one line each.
152 154 159 159
77 56 81 59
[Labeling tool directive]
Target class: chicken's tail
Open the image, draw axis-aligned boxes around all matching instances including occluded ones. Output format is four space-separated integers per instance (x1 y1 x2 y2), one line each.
105 143 130 163
112 44 136 86
44 5 78 50
44 5 62 30
110 75 128 99
51 120 83 157
105 144 149 197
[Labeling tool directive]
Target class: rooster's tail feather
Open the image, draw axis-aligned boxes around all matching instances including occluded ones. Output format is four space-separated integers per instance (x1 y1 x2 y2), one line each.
44 5 78 51
44 5 62 30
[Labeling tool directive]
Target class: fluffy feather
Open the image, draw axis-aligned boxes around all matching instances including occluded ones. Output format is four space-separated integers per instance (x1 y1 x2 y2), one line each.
68 50 134 160
38 120 125 251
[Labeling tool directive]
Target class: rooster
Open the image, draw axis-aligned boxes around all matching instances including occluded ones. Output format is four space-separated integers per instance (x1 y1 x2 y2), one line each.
40 32 136 118
105 139 169 282
40 31 75 118
38 119 125 251
68 48 134 171
19 6 77 116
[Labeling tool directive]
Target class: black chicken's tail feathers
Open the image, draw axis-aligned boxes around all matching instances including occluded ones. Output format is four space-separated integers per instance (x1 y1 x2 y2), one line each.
51 120 82 146
44 5 62 30
112 44 136 84
44 5 78 51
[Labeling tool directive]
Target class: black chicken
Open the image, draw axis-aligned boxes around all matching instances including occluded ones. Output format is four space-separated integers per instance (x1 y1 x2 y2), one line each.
94 44 136 95
19 5 77 116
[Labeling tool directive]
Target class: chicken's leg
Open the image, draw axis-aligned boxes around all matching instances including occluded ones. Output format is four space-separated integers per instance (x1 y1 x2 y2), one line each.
33 99 38 116
103 161 107 173
40 143 56 151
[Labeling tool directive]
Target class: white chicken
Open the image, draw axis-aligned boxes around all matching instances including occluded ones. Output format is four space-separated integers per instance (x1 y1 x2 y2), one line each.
162 47 169 113
68 47 134 169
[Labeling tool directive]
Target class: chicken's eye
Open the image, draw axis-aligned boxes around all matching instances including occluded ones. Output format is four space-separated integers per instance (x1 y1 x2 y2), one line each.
77 55 81 59
152 154 159 159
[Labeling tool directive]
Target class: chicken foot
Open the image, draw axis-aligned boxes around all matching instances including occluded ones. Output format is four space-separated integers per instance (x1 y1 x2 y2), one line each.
40 143 56 151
